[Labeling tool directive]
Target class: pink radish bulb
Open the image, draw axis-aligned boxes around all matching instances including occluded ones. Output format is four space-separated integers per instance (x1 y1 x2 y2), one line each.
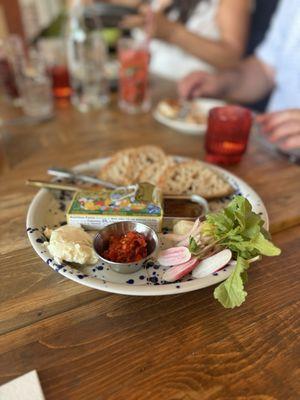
163 257 198 282
192 249 232 279
157 246 191 267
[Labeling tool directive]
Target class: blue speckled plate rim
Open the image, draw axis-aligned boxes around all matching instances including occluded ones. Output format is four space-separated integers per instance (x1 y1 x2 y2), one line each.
26 156 269 296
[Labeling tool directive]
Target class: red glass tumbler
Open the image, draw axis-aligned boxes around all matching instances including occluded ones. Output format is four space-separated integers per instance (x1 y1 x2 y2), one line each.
205 105 252 165
48 65 71 99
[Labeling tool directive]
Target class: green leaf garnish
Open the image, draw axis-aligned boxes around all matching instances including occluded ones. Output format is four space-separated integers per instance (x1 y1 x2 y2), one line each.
214 257 249 308
201 196 281 308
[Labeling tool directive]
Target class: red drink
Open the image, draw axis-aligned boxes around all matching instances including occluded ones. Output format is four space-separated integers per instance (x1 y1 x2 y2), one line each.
118 38 150 113
0 58 19 99
205 106 252 165
48 65 71 99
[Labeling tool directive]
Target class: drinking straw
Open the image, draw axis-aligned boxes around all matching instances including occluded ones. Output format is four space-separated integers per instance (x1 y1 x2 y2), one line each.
143 1 154 48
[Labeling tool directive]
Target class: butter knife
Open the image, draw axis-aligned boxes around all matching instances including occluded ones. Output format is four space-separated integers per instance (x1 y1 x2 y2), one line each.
47 167 117 189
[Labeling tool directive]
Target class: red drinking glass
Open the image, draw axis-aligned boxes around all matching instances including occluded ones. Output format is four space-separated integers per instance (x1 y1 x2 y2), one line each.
0 58 19 99
48 65 71 99
205 105 252 165
39 39 72 100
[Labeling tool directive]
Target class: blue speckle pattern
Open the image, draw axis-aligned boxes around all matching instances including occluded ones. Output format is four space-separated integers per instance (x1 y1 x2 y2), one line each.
54 263 64 272
77 274 88 279
27 227 39 233
36 237 46 244
144 260 154 269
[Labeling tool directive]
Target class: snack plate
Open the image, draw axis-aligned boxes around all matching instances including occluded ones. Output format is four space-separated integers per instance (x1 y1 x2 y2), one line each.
26 157 268 296
153 98 226 135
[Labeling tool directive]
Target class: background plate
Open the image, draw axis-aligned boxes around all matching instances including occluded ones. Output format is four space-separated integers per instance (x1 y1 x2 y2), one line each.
153 98 226 135
26 157 268 296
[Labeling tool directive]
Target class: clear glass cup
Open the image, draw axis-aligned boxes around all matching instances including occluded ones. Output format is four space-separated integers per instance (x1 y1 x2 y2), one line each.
38 38 72 100
205 105 252 165
68 26 110 113
0 36 21 102
118 37 151 114
18 50 54 119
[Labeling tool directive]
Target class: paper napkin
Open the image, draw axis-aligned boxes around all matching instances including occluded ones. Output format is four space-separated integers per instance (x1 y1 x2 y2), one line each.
0 370 45 400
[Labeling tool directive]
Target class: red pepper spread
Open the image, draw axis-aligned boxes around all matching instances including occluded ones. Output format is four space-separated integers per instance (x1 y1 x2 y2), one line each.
102 231 148 263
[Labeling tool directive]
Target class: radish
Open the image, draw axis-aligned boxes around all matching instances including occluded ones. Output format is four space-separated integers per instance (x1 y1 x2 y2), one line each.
163 257 198 282
157 246 191 267
192 249 232 278
176 218 202 247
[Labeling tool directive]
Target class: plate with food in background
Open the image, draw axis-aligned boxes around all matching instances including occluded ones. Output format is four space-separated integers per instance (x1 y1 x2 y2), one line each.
154 98 226 135
26 146 280 308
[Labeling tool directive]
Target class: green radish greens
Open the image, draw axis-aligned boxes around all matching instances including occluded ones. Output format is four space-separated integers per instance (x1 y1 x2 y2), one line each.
189 196 281 308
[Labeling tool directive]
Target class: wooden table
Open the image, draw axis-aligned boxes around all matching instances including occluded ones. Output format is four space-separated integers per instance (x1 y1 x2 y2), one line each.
0 80 300 400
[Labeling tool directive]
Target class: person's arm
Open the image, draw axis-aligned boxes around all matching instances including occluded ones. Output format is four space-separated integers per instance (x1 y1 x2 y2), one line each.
178 56 276 103
102 0 141 7
218 57 276 103
166 0 252 69
121 0 252 69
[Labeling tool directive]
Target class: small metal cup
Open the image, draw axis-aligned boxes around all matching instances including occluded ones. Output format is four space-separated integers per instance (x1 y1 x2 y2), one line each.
93 221 159 274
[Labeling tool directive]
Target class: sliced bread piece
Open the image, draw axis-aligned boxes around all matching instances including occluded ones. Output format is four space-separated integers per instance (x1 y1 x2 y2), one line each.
98 148 136 186
138 155 174 185
131 145 166 182
158 160 235 199
98 146 166 186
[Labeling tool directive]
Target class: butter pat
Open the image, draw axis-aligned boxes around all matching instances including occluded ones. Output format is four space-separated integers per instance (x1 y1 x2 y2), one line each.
47 225 98 265
67 183 163 232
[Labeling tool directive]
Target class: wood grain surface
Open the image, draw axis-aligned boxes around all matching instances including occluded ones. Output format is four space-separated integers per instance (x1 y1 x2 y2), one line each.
0 78 299 399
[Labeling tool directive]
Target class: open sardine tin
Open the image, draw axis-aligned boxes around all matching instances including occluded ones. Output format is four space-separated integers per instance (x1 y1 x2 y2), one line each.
66 183 163 232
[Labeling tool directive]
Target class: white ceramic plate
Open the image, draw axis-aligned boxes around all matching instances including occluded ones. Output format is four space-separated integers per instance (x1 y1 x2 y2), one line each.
26 157 268 296
153 98 226 135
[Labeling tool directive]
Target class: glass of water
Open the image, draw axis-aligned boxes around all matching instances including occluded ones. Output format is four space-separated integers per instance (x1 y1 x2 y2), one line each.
68 31 109 112
18 50 54 119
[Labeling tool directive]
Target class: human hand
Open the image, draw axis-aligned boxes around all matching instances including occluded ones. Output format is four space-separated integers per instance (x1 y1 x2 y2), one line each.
178 71 227 100
120 5 176 40
102 0 141 7
256 109 300 149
